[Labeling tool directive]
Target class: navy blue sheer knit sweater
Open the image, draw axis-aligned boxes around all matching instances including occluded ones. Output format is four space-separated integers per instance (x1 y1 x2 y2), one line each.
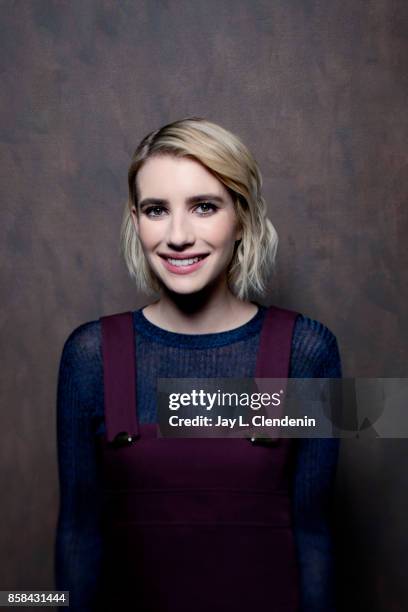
55 304 342 612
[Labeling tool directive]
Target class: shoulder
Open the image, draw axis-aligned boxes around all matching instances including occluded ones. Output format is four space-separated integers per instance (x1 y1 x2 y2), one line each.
292 313 339 350
58 318 104 396
290 313 342 377
60 318 102 364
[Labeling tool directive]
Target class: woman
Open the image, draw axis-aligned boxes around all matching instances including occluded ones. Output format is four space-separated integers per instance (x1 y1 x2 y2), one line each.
55 117 341 611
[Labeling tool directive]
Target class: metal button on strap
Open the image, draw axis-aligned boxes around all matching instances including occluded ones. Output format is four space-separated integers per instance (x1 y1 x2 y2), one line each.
112 431 137 448
247 436 280 446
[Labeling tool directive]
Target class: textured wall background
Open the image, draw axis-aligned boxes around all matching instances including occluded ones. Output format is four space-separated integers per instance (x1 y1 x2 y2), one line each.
1 1 407 610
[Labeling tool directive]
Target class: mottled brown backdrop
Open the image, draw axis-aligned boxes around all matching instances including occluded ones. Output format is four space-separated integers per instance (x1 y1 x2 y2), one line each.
1 1 407 610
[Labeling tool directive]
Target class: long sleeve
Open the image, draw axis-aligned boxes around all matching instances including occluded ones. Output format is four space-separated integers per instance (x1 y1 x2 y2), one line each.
54 321 104 611
290 318 342 612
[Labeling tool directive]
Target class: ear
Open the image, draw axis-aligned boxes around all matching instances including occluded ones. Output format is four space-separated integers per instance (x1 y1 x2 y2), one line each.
235 224 243 242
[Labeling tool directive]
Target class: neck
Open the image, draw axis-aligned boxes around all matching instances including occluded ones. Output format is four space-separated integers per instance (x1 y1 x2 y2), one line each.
143 278 258 334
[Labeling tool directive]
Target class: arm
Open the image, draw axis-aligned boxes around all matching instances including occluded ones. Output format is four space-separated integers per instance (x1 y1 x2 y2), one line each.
291 317 342 612
54 321 104 611
293 438 340 612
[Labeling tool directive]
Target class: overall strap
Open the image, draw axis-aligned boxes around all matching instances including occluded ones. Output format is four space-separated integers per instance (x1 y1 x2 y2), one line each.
255 305 298 378
100 311 139 444
253 305 298 444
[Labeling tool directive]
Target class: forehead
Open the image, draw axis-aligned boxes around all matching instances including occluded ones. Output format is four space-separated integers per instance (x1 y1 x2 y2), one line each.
136 155 227 198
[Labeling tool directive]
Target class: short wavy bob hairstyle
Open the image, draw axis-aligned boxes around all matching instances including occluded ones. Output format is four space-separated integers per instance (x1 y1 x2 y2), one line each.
120 117 278 301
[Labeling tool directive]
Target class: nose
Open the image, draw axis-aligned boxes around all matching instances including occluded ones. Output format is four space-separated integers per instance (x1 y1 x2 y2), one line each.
166 209 195 249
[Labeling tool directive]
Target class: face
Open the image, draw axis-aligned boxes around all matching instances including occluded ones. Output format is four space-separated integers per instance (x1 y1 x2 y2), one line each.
131 155 242 295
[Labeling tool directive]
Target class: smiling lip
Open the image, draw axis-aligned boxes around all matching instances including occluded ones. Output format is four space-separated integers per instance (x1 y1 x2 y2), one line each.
159 253 209 275
159 253 210 259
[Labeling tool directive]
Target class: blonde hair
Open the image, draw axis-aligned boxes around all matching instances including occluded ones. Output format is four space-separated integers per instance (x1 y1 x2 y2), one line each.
120 117 278 300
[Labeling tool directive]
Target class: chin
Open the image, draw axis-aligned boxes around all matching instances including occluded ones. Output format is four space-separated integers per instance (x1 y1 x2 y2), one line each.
157 275 210 296
164 282 208 296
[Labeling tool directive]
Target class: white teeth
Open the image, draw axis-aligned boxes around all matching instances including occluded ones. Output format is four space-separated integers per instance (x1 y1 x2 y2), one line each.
167 256 203 266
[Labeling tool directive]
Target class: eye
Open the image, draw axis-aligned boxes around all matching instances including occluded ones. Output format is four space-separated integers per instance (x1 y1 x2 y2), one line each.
144 205 167 218
195 202 218 215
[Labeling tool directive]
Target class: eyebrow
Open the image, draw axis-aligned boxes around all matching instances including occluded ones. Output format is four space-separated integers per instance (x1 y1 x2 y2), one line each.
138 194 225 210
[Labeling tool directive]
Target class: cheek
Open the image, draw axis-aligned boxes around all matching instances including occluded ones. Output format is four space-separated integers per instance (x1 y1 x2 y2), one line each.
208 218 239 247
137 219 161 248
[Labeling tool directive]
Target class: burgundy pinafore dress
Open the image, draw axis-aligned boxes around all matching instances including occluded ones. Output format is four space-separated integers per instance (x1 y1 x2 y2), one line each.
95 305 300 612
